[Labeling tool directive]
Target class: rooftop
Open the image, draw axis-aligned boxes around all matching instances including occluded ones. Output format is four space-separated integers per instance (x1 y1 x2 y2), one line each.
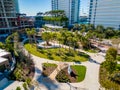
0 49 9 63
0 49 10 57
0 57 8 63
45 24 63 29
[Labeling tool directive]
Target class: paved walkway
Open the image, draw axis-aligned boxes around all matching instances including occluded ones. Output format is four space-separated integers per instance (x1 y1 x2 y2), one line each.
23 41 105 90
49 63 68 80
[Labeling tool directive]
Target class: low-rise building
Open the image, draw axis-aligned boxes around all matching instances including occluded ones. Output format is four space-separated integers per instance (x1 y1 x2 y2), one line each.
0 49 12 72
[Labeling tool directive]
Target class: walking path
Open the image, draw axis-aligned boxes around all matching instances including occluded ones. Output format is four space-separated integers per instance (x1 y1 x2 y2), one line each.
49 63 68 80
23 41 105 90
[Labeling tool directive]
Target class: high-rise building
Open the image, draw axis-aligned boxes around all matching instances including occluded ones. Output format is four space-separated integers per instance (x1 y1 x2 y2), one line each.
15 0 19 13
89 0 120 30
52 0 80 24
0 0 19 34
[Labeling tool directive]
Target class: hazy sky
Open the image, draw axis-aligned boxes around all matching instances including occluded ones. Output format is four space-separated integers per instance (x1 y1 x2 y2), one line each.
19 0 89 16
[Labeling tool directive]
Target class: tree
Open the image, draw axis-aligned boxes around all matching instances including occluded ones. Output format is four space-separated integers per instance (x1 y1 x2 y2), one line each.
43 10 68 26
13 32 19 50
71 37 77 51
102 60 117 74
0 42 5 49
80 24 87 31
31 28 37 44
41 32 52 45
104 47 117 74
87 24 95 31
16 86 21 90
5 35 14 52
52 33 57 47
67 36 72 53
105 27 115 38
57 33 62 53
96 25 104 33
106 47 117 60
26 28 37 47
26 28 32 44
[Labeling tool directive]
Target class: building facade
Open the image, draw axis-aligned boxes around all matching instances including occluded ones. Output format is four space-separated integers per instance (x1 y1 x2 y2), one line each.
52 0 80 25
89 0 120 30
0 0 19 34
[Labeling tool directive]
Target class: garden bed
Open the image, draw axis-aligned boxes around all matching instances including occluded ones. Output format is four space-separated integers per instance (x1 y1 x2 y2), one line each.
56 65 86 83
42 63 57 76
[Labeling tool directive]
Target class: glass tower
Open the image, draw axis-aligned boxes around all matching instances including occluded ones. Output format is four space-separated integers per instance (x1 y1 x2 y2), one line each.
89 0 120 30
52 0 80 24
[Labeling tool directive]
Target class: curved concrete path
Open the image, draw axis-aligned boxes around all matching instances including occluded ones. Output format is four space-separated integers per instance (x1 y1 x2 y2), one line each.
23 41 105 90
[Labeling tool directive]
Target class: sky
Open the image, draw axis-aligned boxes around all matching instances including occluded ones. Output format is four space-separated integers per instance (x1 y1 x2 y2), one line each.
19 0 89 16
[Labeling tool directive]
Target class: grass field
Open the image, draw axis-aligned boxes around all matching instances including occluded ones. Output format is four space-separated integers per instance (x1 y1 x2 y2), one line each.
24 44 89 62
71 65 86 82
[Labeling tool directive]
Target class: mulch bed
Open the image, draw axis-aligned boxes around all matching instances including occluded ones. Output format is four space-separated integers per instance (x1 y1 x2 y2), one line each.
56 67 77 83
42 65 57 77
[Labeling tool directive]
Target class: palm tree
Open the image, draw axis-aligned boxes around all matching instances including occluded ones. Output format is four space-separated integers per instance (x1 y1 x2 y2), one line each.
105 27 115 38
13 32 19 50
57 33 62 53
73 24 80 31
96 25 104 33
5 34 14 52
31 28 37 44
0 42 5 49
72 37 77 51
51 33 57 47
80 24 87 31
26 28 32 44
78 34 89 49
87 24 95 31
41 32 52 46
67 36 72 53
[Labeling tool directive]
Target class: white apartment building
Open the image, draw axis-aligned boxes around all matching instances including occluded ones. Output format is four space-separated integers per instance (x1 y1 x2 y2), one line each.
89 0 120 30
52 0 80 24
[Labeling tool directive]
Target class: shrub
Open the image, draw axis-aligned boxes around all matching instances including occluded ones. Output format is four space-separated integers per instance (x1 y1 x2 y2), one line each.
23 83 28 90
117 55 120 61
110 72 120 84
16 86 21 90
56 70 70 83
26 78 31 85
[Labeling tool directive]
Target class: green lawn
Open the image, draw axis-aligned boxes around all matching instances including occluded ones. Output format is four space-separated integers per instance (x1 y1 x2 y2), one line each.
71 65 86 82
24 44 89 62
84 48 99 53
116 64 120 70
43 63 57 67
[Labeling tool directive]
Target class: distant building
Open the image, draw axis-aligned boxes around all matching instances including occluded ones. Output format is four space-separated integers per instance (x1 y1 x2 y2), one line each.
79 16 88 24
89 0 120 30
34 12 45 28
52 0 80 25
0 49 12 72
17 13 34 29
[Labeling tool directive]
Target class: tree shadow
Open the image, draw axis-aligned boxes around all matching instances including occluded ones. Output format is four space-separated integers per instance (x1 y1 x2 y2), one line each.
35 67 59 90
89 58 100 65
70 71 78 79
